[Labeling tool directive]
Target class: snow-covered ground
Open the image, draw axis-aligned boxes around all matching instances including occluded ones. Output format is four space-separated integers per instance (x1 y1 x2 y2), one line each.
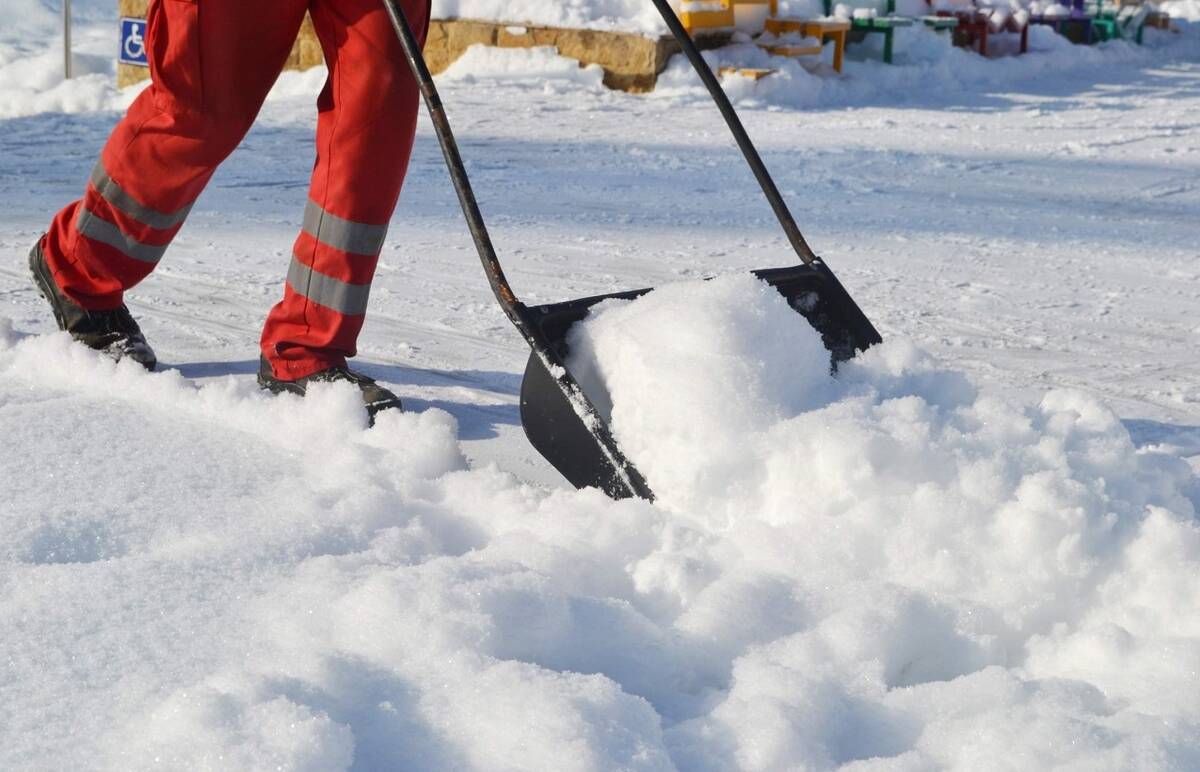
3 1 1200 769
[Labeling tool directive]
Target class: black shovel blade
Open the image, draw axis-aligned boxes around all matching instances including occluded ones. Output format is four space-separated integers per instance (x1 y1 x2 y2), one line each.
519 262 882 498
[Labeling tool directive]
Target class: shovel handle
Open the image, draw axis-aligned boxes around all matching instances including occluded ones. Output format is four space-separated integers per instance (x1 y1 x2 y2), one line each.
648 0 818 266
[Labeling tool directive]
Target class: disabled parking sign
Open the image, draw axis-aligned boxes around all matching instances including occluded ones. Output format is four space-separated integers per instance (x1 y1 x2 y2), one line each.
119 18 148 67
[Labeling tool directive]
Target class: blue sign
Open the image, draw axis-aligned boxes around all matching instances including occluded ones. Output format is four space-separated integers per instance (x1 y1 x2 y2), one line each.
119 18 148 67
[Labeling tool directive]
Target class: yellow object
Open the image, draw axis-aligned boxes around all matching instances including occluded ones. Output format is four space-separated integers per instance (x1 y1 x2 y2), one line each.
761 17 850 72
764 17 806 34
718 66 776 79
756 35 825 56
801 18 850 72
677 0 780 33
762 42 825 56
678 1 736 30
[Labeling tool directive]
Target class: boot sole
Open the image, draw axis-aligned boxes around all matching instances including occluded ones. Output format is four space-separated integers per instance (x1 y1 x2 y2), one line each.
28 240 157 372
28 243 71 333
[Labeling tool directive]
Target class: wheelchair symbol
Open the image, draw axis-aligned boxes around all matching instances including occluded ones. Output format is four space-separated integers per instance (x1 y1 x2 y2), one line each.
124 28 144 60
120 18 148 66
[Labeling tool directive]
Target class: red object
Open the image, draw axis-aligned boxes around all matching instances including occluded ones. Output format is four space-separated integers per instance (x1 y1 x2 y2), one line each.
41 0 431 380
934 6 1029 56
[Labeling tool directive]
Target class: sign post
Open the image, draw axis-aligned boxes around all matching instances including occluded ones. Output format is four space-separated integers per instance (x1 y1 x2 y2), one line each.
63 0 73 79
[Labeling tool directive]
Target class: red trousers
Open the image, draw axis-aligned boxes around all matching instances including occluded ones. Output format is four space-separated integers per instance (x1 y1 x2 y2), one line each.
42 0 430 379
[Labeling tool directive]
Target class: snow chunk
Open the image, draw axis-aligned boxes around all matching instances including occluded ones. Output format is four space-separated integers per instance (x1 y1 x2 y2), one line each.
439 45 607 91
117 686 356 771
0 2 143 119
431 0 669 35
567 274 838 517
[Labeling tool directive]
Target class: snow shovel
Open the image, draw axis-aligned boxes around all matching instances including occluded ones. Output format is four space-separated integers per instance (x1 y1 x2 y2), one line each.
382 0 882 501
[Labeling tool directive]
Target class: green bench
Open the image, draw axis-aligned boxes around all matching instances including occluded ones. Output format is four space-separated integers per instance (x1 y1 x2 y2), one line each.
1088 1 1152 43
823 0 958 63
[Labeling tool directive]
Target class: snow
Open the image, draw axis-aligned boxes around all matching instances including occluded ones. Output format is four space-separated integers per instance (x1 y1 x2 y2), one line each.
777 0 832 15
5 282 1200 768
564 276 1200 765
440 45 608 90
566 275 841 513
429 0 1196 32
430 0 670 34
0 0 136 119
661 23 1200 108
4 0 1200 769
1162 0 1200 19
759 31 827 48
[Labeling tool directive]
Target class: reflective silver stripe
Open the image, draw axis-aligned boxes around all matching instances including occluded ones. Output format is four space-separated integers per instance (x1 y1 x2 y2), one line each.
76 207 169 264
302 199 388 256
90 162 193 230
287 256 371 315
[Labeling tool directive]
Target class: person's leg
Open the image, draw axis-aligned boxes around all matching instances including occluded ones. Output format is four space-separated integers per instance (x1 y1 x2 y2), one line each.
260 0 431 380
42 0 310 310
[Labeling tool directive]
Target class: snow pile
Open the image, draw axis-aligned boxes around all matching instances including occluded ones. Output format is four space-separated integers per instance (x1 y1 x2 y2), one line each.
426 19 1199 110
430 0 668 34
1033 2 1075 16
440 45 608 91
0 0 137 119
653 20 1200 109
567 276 840 515
0 329 682 769
0 61 130 119
1161 0 1200 20
758 30 827 48
566 275 1200 766
6 273 1200 768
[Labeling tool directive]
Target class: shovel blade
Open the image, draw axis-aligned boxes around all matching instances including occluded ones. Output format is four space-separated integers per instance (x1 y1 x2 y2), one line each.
519 349 640 497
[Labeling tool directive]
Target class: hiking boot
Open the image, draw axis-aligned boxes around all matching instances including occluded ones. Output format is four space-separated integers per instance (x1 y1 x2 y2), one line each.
28 237 157 371
257 356 403 422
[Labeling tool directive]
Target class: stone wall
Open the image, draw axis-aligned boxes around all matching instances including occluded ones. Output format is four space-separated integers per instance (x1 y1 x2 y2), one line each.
117 0 321 88
424 20 696 93
115 3 720 93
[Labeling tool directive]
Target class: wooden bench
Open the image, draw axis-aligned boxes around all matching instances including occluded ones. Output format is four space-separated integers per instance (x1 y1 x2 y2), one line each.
1088 1 1153 43
762 16 852 71
1029 0 1094 45
930 0 1028 55
823 0 913 64
922 15 962 33
823 0 963 63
